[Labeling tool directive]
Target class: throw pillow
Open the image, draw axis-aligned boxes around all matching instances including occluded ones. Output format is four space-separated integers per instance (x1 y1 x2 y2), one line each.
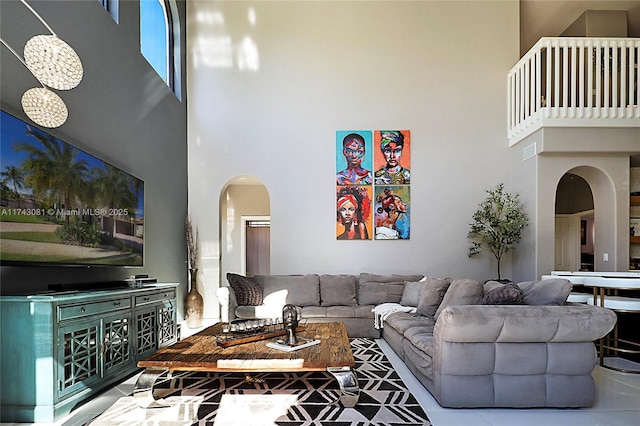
434 278 483 320
399 280 424 307
357 273 424 305
482 281 524 305
415 277 452 316
320 274 357 306
261 274 320 307
226 273 263 306
517 278 572 305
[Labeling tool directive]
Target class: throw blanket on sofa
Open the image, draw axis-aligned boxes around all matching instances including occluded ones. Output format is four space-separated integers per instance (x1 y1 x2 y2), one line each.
373 303 416 329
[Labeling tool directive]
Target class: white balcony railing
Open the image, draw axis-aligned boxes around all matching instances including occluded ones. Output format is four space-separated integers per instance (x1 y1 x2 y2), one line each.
508 37 640 144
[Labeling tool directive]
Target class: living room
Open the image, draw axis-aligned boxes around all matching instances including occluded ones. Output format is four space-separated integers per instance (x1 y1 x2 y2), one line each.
1 1 639 425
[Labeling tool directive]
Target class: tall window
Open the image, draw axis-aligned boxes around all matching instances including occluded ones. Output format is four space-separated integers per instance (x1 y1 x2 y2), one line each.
140 0 175 90
98 0 119 23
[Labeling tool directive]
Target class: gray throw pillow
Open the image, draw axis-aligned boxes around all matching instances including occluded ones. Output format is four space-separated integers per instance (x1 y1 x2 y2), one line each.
517 278 572 305
226 273 263 306
261 274 320 306
415 277 451 317
482 281 524 305
399 280 424 307
358 273 424 305
320 274 357 306
434 278 483 320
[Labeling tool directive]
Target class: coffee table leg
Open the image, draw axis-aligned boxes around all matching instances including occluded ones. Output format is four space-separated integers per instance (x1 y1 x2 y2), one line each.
133 368 172 408
327 366 359 407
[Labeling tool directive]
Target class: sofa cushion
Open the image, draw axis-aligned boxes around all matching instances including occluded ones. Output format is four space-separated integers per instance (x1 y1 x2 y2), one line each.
259 274 320 307
235 304 282 319
434 279 483 320
226 273 263 306
482 281 524 305
358 273 424 305
400 280 424 307
301 306 327 318
517 278 572 306
416 277 452 316
320 274 357 306
404 327 436 358
384 311 436 336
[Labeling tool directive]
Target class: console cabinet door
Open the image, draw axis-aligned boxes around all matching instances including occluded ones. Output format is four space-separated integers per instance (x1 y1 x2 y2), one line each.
135 290 178 358
57 320 101 399
102 312 134 377
157 299 177 348
135 305 159 358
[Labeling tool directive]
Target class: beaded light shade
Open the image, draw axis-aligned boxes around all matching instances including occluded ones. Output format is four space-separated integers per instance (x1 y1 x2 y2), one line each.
21 87 68 128
23 35 83 90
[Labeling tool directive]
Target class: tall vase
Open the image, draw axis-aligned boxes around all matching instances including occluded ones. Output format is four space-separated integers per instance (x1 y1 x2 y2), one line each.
184 268 203 328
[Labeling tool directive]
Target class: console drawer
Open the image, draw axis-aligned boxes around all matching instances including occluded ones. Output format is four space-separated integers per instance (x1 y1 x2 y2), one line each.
59 298 131 321
135 290 176 306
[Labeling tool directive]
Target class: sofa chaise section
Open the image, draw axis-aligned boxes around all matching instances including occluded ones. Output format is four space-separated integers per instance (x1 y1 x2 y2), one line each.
384 303 617 408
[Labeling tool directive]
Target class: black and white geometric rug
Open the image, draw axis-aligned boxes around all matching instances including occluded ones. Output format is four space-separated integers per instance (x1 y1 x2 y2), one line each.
89 338 431 426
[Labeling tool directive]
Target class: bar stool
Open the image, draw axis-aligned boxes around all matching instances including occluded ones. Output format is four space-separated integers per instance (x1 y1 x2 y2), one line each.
587 296 640 373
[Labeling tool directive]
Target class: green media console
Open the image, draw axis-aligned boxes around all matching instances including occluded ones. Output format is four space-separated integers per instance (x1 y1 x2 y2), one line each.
0 283 178 423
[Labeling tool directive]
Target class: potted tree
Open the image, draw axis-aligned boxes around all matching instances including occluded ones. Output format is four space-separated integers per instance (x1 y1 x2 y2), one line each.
467 183 529 281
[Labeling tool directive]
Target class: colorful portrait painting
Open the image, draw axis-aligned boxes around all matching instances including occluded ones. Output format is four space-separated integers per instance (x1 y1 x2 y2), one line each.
336 185 372 240
336 130 373 185
373 130 411 185
374 185 410 240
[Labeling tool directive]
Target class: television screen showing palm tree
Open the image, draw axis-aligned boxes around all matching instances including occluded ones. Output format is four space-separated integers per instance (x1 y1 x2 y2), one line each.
0 110 144 267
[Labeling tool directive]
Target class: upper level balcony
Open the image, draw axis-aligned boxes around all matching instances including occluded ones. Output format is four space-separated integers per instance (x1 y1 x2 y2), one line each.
508 37 640 146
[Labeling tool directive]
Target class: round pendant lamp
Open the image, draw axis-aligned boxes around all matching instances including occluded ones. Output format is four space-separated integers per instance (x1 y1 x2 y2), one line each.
24 35 83 90
21 87 68 128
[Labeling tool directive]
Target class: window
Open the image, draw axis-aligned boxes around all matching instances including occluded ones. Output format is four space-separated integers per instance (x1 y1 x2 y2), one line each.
140 0 180 96
98 0 119 23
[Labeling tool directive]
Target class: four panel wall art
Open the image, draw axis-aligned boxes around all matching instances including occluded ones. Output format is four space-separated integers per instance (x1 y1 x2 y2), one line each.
335 130 411 240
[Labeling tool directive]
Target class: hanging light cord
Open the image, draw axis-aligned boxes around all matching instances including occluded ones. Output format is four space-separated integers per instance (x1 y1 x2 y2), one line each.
19 0 57 37
0 37 46 89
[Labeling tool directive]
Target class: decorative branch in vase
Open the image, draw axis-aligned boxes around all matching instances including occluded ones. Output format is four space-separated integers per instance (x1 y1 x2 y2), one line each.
185 215 203 328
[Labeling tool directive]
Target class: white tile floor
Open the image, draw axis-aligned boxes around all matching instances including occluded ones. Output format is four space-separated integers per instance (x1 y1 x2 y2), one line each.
378 339 640 426
4 337 640 426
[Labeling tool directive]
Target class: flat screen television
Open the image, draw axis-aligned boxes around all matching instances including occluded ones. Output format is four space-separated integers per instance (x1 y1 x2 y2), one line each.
1 110 144 267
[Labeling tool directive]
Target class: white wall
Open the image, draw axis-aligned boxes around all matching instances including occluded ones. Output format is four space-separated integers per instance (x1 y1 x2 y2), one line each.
187 1 521 319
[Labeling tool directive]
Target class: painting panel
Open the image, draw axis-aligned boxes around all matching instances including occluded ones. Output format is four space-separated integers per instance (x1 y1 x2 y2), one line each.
336 185 373 240
374 185 410 240
336 130 373 185
373 130 411 185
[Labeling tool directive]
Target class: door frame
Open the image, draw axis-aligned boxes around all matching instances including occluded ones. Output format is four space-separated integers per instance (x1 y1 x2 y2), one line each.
240 215 270 275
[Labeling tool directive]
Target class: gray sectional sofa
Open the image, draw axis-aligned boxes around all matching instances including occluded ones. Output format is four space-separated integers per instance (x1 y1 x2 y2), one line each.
217 273 617 408
217 273 423 338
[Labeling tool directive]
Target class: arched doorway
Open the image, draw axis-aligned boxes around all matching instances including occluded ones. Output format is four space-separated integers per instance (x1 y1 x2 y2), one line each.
554 173 593 271
553 166 617 272
219 176 270 282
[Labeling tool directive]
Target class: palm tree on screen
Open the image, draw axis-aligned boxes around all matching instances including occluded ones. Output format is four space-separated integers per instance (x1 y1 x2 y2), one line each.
92 165 136 238
14 127 89 223
1 165 25 206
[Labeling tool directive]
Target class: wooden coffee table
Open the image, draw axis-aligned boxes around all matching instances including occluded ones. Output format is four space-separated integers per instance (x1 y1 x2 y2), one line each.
134 321 359 407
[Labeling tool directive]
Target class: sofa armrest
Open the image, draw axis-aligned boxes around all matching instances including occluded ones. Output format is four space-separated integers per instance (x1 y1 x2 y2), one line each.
434 304 616 344
216 286 238 323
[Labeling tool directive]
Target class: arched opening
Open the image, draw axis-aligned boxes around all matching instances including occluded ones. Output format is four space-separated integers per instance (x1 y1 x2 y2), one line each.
554 173 593 271
553 166 617 272
219 175 270 284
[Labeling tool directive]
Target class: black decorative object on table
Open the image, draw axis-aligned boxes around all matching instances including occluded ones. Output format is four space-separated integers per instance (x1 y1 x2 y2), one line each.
215 318 306 348
282 304 300 345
